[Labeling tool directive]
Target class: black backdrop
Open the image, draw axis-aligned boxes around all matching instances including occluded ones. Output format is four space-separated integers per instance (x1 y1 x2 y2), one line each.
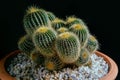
0 0 120 79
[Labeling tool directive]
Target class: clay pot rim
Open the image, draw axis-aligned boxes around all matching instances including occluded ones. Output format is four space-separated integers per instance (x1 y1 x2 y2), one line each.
0 50 118 80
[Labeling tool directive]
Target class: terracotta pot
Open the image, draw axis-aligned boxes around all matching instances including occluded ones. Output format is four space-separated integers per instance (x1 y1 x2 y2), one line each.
0 50 118 80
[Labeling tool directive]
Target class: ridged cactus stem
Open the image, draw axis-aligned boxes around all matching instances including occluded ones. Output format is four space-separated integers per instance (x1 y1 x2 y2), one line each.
18 35 35 57
23 6 51 35
75 49 90 66
86 35 99 53
55 32 81 63
33 26 57 57
69 24 89 48
47 11 56 21
51 18 66 30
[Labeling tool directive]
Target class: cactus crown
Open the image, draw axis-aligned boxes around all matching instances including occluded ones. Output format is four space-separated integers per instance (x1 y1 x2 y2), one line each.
26 6 40 14
66 16 77 23
52 18 65 23
90 35 96 41
71 24 84 30
36 26 49 33
59 32 71 39
18 6 99 71
57 27 68 33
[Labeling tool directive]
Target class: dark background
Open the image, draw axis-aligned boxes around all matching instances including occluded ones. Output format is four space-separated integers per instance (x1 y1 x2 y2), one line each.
0 0 119 79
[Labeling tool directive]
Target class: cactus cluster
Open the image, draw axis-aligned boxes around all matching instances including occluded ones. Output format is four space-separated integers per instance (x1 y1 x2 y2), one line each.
18 6 99 71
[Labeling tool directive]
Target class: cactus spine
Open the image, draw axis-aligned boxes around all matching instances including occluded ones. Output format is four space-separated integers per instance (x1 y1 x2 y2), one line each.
51 18 66 30
45 56 64 71
86 35 99 53
75 49 90 66
23 6 50 35
33 27 57 57
18 35 35 56
55 32 80 63
69 24 89 48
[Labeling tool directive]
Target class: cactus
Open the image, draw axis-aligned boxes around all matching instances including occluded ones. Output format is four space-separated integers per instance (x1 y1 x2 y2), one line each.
23 6 50 35
30 50 45 65
69 24 89 48
86 35 99 53
45 56 64 71
66 16 85 28
18 7 101 71
57 27 68 34
51 18 66 30
55 32 80 63
75 49 90 66
47 11 56 21
18 35 35 56
33 26 57 57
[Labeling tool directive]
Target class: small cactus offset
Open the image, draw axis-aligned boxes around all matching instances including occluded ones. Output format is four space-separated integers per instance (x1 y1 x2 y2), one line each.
45 56 64 71
18 35 35 57
23 6 50 35
33 26 57 57
86 35 99 53
55 32 81 63
47 11 56 21
51 18 66 30
69 24 89 48
18 6 100 71
75 49 90 66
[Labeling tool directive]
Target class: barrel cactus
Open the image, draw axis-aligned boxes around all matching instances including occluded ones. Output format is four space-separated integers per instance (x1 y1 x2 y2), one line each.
23 6 50 35
75 49 90 66
86 35 99 53
33 26 57 57
69 24 89 48
17 6 100 71
18 35 35 57
51 18 66 30
55 32 80 63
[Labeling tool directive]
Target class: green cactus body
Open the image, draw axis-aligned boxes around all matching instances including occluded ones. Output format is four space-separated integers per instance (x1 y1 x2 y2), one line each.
75 49 90 66
33 27 57 57
18 35 35 56
66 16 85 28
47 11 56 21
30 50 45 65
57 27 68 34
23 6 50 35
55 32 80 63
86 35 99 53
45 56 64 71
69 24 89 48
51 18 66 30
